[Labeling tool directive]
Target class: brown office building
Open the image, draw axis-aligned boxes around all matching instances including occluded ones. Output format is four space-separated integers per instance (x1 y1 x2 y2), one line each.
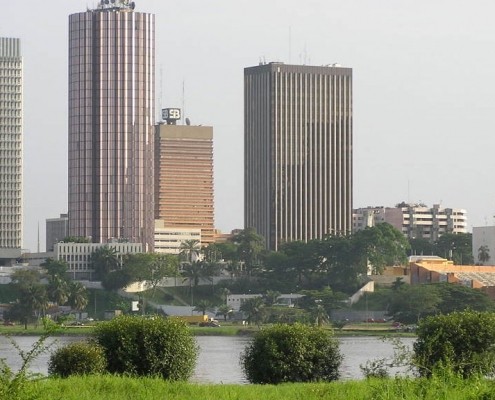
67 2 155 249
244 62 353 250
155 124 215 246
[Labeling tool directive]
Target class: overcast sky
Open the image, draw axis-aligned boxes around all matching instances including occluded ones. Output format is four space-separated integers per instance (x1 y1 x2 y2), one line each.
2 0 495 252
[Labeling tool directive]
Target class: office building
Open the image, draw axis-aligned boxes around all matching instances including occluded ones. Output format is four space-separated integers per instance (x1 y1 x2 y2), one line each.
155 117 215 247
0 38 23 263
46 213 69 252
154 220 201 256
244 62 353 250
353 204 467 242
68 1 155 250
55 242 142 280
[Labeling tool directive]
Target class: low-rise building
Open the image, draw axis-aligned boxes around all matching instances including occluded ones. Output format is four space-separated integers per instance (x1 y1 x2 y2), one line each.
472 226 495 266
154 220 201 256
55 242 142 280
409 256 495 299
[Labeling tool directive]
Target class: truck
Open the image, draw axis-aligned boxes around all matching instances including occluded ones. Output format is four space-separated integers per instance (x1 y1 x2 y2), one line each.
173 315 209 324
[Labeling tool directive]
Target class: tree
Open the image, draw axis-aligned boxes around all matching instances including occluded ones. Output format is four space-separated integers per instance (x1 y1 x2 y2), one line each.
263 290 281 306
240 297 265 328
146 254 179 296
61 236 91 243
478 245 490 265
193 300 212 316
233 228 265 274
90 246 120 280
8 269 48 329
47 275 69 306
94 315 198 380
182 261 203 288
241 323 342 383
179 239 201 263
435 233 473 265
388 284 441 324
353 223 410 274
216 304 233 321
67 281 89 311
414 311 495 378
408 238 435 256
41 258 68 278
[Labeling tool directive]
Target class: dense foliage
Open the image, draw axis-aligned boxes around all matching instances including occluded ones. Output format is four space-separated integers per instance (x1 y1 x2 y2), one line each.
93 315 198 380
241 323 342 383
414 311 495 378
408 232 474 265
48 341 106 377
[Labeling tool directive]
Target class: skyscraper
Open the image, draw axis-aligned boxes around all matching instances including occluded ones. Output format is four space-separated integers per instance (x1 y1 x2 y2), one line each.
155 113 215 247
244 62 352 250
0 38 22 263
68 1 155 249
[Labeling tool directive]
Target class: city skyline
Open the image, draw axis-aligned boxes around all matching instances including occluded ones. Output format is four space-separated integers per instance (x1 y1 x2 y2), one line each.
1 1 495 251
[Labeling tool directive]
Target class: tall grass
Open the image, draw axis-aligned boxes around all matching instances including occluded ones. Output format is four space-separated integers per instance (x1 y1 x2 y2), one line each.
20 374 495 400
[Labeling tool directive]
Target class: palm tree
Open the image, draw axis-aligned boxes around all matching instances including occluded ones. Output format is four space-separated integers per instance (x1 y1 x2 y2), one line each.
233 228 265 274
312 305 329 327
179 239 201 263
478 245 490 265
68 281 89 311
264 290 281 306
193 300 212 316
90 246 120 280
48 276 69 306
216 304 233 322
240 297 265 328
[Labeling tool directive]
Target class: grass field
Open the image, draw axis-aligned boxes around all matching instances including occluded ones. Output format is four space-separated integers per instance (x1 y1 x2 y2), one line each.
13 374 495 400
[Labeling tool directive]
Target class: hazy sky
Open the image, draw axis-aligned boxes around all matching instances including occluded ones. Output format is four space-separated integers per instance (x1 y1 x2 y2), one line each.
1 0 495 252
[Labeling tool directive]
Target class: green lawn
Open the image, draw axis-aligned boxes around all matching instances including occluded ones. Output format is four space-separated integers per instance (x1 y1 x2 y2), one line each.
13 375 495 400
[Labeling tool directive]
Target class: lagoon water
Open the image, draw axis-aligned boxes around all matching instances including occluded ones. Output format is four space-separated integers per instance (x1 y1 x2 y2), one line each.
0 335 416 383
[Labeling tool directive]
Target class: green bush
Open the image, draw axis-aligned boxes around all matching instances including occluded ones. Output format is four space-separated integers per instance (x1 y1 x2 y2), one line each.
93 315 198 380
48 341 106 377
241 323 342 384
414 310 495 378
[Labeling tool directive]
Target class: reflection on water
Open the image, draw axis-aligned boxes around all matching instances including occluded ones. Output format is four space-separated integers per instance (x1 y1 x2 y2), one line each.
0 334 415 383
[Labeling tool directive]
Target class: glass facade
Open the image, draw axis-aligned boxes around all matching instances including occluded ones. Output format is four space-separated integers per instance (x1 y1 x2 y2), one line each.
0 38 22 258
68 8 155 249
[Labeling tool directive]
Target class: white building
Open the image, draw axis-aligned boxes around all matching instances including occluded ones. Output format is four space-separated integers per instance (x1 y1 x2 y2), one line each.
353 204 467 242
54 242 142 280
154 220 201 257
472 227 495 266
0 38 23 263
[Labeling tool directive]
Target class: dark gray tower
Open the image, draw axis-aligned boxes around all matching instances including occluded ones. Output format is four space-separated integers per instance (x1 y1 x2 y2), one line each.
244 62 353 250
68 1 155 250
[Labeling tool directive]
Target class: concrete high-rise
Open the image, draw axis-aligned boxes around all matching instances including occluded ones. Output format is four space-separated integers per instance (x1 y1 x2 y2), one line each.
0 38 22 263
155 119 215 247
244 62 352 250
68 1 155 249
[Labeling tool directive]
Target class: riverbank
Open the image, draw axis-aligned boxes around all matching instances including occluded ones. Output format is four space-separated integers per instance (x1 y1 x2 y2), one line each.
16 375 495 400
0 321 416 337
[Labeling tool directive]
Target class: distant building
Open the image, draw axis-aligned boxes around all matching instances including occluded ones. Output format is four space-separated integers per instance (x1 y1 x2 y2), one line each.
472 226 495 266
0 38 23 264
353 204 467 242
409 256 495 299
55 242 142 280
154 121 214 247
46 214 68 252
244 62 353 250
154 220 201 256
68 3 155 249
